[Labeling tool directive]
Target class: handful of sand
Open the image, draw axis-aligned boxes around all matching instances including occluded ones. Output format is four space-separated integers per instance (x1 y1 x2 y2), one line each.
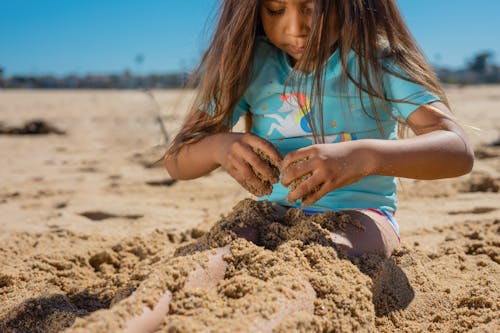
247 148 281 196
285 158 321 203
248 151 320 203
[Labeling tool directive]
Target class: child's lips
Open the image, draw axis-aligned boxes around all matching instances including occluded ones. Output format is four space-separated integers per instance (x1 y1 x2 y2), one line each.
290 45 305 53
285 44 305 54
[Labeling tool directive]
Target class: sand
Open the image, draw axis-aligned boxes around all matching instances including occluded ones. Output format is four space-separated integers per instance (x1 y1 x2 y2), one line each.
0 87 499 332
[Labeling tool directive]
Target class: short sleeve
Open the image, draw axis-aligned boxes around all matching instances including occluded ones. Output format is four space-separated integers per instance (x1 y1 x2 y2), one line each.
227 97 249 128
382 60 440 120
202 97 249 128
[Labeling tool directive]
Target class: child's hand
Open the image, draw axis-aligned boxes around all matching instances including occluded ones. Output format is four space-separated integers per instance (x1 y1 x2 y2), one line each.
217 133 282 196
280 142 373 206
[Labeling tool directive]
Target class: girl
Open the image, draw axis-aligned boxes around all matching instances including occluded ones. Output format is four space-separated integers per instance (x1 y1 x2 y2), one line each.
125 0 474 331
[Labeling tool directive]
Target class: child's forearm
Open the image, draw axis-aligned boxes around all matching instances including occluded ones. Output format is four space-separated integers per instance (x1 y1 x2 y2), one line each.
365 130 474 179
164 133 228 180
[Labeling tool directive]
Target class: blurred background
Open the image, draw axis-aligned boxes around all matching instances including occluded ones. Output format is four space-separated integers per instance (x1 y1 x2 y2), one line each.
1 0 499 88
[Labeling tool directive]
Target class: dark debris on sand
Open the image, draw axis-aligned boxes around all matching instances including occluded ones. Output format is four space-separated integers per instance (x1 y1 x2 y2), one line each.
0 120 65 135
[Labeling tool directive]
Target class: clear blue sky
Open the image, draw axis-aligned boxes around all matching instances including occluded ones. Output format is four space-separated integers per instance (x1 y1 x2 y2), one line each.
0 0 498 76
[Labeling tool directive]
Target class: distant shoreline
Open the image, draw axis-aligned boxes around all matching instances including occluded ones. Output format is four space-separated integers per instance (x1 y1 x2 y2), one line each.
1 66 499 89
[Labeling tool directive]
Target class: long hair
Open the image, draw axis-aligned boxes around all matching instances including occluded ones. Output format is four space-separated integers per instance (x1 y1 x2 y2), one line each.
168 0 448 155
168 0 260 156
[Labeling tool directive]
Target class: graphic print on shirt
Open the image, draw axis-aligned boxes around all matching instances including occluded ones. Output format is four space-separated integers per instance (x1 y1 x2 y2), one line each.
266 93 341 143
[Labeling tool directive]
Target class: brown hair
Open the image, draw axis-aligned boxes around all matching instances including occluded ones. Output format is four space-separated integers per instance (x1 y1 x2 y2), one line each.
168 0 448 155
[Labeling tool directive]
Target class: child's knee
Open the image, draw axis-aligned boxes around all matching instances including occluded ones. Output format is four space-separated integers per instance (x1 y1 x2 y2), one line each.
330 210 399 257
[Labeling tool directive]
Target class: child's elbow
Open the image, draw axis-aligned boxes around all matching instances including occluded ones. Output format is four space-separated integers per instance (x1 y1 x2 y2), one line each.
164 153 181 180
464 149 475 174
457 147 475 176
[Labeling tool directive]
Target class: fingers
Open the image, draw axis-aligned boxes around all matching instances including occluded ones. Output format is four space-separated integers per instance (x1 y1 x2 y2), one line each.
281 146 335 205
281 147 314 172
229 134 281 182
280 158 314 187
242 134 283 169
224 134 283 196
301 182 332 206
226 134 281 192
286 172 325 204
226 154 271 196
241 144 279 183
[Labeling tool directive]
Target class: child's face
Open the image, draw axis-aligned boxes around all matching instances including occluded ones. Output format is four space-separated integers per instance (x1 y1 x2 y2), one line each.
260 0 314 62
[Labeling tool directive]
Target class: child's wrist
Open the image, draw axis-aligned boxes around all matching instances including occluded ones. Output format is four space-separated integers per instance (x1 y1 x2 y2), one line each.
357 139 381 176
210 132 235 166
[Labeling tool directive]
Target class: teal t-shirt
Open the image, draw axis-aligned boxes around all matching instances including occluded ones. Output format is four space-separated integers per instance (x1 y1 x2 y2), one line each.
229 38 440 212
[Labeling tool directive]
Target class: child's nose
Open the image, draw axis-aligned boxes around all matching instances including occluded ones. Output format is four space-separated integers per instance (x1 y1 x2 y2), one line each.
284 10 309 37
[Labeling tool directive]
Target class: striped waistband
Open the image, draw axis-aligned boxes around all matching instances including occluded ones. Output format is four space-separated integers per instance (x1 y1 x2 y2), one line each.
300 207 400 238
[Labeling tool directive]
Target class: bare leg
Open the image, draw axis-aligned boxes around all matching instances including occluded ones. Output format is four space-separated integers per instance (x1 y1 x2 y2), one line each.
183 245 231 289
123 291 172 333
122 245 230 333
330 210 400 257
122 223 315 333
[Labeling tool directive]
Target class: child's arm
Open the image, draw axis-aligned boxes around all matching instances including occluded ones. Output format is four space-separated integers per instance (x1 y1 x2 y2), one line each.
281 101 474 206
364 101 474 178
164 132 282 196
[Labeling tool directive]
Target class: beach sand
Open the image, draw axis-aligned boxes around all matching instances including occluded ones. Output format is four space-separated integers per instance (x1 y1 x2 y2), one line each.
0 87 499 332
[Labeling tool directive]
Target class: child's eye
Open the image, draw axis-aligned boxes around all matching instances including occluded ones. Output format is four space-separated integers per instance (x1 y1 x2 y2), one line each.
302 7 313 15
266 8 285 16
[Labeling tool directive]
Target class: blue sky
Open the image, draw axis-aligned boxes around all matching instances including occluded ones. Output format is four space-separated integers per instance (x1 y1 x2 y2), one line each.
0 0 498 76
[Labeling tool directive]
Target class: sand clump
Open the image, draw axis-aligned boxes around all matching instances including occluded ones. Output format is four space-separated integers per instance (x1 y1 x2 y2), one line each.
1 199 486 332
246 148 281 197
0 228 203 333
285 158 321 202
63 199 376 333
374 219 500 332
161 239 374 333
170 199 373 331
1 88 499 332
173 198 360 255
0 199 499 332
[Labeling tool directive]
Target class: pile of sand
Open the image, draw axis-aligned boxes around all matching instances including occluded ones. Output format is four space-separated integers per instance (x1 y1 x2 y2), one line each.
2 199 497 332
0 226 202 333
1 88 499 332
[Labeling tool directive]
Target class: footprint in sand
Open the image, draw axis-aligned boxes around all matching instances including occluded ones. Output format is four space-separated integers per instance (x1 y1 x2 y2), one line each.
489 136 500 147
145 179 177 187
474 138 500 159
79 211 143 221
78 166 100 173
459 172 500 193
474 146 499 159
448 206 498 215
54 202 68 209
0 192 21 204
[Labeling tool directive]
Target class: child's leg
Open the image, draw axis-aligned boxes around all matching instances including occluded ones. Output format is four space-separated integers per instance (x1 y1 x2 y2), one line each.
123 291 172 333
123 225 315 333
123 246 230 333
329 210 400 257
